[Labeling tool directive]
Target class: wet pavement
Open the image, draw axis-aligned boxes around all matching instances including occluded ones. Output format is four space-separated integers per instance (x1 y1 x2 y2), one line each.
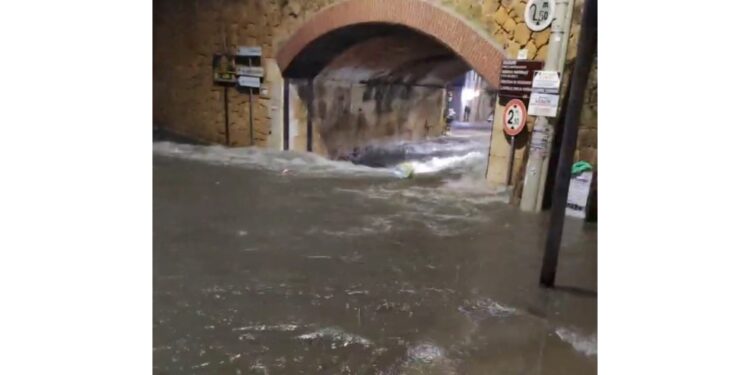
153 130 597 374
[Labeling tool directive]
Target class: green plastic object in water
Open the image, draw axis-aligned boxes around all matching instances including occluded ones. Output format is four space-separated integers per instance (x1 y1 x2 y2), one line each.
393 162 415 179
571 161 593 175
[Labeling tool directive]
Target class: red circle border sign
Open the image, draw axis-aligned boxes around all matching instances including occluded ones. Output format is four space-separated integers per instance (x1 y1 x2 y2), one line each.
503 99 527 136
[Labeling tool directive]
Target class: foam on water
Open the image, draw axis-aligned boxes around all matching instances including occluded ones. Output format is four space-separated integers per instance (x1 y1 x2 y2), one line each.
407 342 445 362
329 180 504 237
409 151 484 175
156 131 502 238
555 327 597 357
399 342 457 374
306 215 395 237
154 130 491 180
459 297 519 323
232 323 300 332
153 141 392 177
296 327 372 348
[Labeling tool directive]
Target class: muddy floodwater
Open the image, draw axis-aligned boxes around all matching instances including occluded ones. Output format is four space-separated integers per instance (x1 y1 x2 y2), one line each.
153 128 597 374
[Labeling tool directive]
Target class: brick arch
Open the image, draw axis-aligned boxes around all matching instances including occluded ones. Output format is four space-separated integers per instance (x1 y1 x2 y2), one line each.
276 0 505 88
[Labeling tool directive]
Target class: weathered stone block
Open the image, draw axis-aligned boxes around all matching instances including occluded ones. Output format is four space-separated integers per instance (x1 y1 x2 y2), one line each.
494 7 510 26
536 44 548 61
502 17 517 32
525 40 538 59
510 0 526 22
482 0 501 15
513 22 531 45
532 29 550 47
506 40 521 58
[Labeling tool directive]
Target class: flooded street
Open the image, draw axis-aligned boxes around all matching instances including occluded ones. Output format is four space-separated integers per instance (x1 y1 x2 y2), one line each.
153 128 597 374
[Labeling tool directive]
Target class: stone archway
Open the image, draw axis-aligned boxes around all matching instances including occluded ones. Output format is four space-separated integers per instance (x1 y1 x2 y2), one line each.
276 0 505 88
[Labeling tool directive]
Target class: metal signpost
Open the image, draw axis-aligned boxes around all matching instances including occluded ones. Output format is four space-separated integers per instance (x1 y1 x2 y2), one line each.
233 46 265 146
502 99 528 186
540 0 597 287
519 0 576 213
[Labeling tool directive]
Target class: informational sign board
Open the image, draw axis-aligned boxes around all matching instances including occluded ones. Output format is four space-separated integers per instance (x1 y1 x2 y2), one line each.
566 171 593 219
528 92 560 117
238 76 261 88
525 0 555 32
498 59 544 106
531 70 561 93
503 99 527 136
528 70 561 116
212 54 237 84
237 46 262 57
236 65 265 77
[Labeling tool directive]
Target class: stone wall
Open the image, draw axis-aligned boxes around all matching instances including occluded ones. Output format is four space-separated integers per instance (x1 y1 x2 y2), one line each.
308 81 447 158
154 0 596 176
480 0 597 189
154 0 287 147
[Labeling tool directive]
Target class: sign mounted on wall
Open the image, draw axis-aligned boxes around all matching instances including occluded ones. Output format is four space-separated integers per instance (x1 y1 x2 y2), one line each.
502 98 528 186
503 99 527 136
236 65 265 77
498 59 544 106
237 46 262 57
531 70 561 93
528 69 561 116
238 76 261 88
528 92 560 117
234 45 265 85
525 0 555 32
212 54 237 84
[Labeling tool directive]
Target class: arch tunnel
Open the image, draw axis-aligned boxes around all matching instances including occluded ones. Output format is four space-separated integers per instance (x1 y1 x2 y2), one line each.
275 0 506 160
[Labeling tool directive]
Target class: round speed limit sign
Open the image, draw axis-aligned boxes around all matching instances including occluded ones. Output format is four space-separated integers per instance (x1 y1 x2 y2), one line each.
525 0 555 32
503 99 527 136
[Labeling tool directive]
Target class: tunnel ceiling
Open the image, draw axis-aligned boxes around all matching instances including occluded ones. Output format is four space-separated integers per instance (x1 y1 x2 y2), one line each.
283 23 471 87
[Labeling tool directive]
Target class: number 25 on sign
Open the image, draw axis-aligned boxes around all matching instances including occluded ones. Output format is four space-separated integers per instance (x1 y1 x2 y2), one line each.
503 99 527 137
502 99 527 186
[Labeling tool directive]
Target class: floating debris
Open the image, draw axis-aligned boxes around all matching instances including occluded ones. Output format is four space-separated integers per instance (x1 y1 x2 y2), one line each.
233 323 299 332
458 297 518 323
305 255 333 259
297 327 372 348
407 343 444 363
238 333 256 341
191 362 210 369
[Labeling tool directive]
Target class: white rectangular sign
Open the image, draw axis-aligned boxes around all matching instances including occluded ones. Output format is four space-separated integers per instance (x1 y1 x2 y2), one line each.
238 76 261 88
528 92 559 117
532 70 561 90
566 171 593 219
236 65 265 77
237 46 262 57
